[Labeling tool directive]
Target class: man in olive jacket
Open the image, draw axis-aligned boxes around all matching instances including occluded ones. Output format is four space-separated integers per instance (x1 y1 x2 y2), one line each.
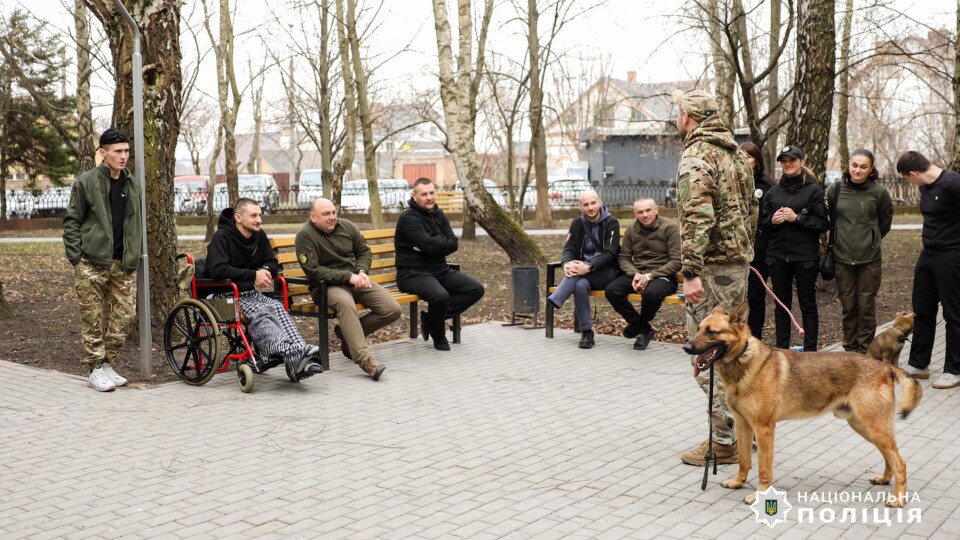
295 198 400 380
63 128 141 392
604 197 681 351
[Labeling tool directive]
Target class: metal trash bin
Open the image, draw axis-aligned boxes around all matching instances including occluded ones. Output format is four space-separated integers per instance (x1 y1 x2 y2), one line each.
504 266 543 328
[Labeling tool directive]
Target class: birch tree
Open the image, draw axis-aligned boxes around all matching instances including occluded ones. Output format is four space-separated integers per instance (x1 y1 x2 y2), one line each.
431 0 545 265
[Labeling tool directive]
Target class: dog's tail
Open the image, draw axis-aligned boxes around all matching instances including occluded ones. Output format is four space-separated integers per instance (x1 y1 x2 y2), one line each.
891 367 922 419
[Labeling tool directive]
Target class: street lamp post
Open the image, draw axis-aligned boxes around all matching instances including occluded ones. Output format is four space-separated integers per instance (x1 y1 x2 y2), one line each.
112 0 152 377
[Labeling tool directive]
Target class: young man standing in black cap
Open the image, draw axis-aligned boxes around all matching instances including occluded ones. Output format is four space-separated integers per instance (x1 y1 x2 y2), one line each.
63 128 142 392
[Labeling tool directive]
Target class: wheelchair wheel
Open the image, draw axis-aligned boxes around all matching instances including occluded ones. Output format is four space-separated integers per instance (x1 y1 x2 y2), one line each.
237 363 254 393
164 299 221 385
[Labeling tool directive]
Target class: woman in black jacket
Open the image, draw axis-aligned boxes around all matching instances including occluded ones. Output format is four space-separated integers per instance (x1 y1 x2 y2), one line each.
761 146 829 351
741 142 776 340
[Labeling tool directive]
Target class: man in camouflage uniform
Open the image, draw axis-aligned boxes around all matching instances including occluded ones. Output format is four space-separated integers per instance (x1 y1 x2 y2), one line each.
672 89 758 465
63 128 142 392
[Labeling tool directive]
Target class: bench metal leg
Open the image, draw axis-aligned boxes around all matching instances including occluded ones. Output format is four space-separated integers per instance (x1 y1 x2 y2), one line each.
318 285 330 371
409 302 418 339
452 313 461 344
545 302 554 338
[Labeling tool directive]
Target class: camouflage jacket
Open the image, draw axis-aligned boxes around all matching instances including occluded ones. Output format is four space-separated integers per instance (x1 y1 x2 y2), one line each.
675 116 757 276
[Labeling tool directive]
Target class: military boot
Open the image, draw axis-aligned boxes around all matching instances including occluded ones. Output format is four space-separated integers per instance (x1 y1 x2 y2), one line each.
680 439 738 466
358 356 385 381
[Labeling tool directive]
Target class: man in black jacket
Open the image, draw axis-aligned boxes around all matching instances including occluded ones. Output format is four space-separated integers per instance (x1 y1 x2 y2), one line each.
396 178 485 350
547 190 621 349
206 198 323 382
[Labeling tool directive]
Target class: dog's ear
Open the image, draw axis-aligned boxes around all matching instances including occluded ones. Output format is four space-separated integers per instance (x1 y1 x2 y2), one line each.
711 304 727 316
730 300 749 325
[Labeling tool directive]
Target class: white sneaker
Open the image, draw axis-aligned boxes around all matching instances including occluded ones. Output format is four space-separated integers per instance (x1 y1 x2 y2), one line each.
932 372 960 389
903 365 929 379
89 367 117 392
101 362 128 387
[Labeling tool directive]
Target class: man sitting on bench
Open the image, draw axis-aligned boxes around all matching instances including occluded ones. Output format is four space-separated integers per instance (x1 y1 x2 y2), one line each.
396 177 485 351
206 198 323 382
295 198 400 381
546 190 621 349
604 197 681 350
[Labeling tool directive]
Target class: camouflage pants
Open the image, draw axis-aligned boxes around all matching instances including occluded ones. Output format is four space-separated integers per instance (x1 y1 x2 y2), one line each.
685 262 748 445
74 260 137 369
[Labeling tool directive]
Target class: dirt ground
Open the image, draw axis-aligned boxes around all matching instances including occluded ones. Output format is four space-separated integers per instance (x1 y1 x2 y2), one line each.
0 225 921 387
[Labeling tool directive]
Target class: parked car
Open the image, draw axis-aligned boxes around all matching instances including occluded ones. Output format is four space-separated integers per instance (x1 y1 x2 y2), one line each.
340 179 409 212
296 169 328 210
212 175 280 214
547 178 594 208
5 189 36 219
173 175 209 215
35 186 72 217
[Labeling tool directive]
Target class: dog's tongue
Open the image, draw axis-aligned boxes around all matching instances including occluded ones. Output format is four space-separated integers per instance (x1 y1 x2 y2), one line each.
693 350 714 378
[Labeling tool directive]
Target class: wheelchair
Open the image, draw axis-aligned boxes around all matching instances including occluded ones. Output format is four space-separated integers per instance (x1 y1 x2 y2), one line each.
164 253 292 393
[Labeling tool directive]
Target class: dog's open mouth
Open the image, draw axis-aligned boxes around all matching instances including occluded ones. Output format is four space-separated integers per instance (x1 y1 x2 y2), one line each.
693 344 725 377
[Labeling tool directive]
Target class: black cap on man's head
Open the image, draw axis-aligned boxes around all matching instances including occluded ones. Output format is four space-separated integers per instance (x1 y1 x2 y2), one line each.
99 128 130 148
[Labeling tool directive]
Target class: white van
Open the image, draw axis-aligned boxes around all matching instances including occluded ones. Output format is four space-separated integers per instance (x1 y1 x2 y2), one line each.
340 179 410 212
297 169 324 209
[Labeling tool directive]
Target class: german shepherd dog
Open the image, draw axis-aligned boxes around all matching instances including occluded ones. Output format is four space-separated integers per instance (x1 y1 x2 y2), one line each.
683 302 922 507
866 312 915 369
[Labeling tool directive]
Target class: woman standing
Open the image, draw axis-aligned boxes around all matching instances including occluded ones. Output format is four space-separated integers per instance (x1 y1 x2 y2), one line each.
827 148 894 353
761 145 829 351
741 142 776 340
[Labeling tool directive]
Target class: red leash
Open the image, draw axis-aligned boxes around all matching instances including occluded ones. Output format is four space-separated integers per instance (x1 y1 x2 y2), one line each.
749 265 805 336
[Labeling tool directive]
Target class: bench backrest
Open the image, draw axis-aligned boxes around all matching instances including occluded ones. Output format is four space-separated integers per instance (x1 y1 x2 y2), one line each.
270 228 402 303
435 191 464 213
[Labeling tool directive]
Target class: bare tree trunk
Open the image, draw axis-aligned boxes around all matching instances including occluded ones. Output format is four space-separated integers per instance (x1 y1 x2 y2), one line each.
205 124 223 241
333 0 357 207
250 68 263 174
787 0 835 181
319 0 333 199
431 0 545 265
74 0 95 170
0 281 13 319
951 5 960 171
528 0 552 228
763 0 783 175
347 0 382 228
84 0 182 329
836 0 854 169
707 0 735 127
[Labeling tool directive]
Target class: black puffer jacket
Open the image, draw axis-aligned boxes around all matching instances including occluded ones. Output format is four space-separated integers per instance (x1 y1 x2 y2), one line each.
205 208 278 291
761 172 828 263
560 206 620 270
751 172 776 264
395 198 458 274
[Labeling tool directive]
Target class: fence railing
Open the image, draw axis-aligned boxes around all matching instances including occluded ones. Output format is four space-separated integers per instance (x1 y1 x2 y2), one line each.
5 176 919 220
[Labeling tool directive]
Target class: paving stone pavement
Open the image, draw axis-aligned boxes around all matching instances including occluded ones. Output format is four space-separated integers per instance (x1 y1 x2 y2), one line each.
1 315 957 539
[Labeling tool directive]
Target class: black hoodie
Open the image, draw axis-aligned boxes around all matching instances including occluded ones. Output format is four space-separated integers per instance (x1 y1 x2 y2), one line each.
560 206 620 270
751 172 776 264
205 208 278 291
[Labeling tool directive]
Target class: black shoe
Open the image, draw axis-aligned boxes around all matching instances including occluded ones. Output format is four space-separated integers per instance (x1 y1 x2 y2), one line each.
622 324 641 339
420 311 431 341
334 325 352 360
578 330 595 349
304 361 324 375
633 331 652 351
291 345 320 381
434 338 451 351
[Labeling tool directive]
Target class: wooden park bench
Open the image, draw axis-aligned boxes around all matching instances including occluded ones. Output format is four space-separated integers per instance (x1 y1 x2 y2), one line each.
544 227 685 338
435 191 464 213
270 229 461 369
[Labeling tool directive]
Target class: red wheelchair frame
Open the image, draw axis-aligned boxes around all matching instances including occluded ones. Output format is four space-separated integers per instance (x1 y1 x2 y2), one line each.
164 253 292 393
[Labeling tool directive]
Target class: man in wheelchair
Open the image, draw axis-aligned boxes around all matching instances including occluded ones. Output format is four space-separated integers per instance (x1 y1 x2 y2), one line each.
206 198 324 382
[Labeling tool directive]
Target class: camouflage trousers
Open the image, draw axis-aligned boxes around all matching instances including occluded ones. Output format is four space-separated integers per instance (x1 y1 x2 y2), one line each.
74 260 137 369
685 262 748 446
